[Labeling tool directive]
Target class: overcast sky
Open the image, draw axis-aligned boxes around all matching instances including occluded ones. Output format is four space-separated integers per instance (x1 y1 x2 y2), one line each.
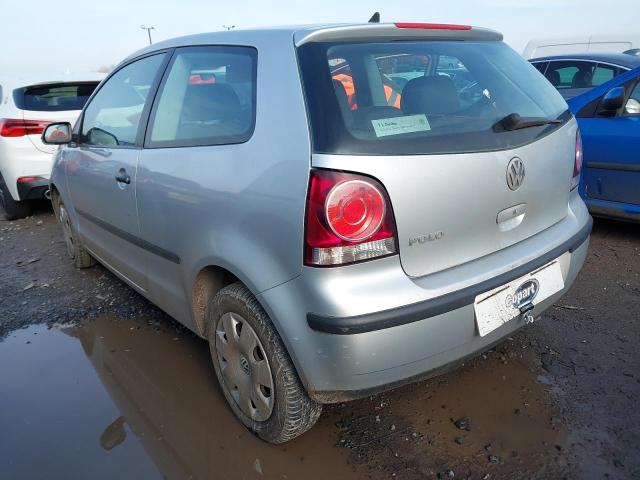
2 0 636 76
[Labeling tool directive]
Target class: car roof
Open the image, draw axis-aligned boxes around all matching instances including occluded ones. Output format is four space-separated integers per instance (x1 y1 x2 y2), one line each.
529 53 640 69
125 23 503 62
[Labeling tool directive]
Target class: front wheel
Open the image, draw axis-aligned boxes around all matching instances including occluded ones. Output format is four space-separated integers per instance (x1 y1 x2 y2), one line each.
207 283 322 443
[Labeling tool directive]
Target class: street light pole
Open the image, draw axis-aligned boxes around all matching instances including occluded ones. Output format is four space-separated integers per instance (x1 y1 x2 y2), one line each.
140 25 155 45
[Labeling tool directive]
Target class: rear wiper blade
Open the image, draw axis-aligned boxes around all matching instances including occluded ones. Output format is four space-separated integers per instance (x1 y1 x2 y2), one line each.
493 113 563 132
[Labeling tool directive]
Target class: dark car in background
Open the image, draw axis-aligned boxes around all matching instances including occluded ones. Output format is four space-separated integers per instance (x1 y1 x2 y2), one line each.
530 53 640 99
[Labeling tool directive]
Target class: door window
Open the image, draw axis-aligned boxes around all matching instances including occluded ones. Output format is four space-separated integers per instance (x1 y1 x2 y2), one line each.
544 60 596 89
146 46 257 147
592 64 618 86
625 82 640 115
81 54 165 147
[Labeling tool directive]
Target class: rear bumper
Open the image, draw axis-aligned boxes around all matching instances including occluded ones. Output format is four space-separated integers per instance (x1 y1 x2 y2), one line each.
308 218 591 335
16 176 49 201
0 136 53 200
259 193 592 403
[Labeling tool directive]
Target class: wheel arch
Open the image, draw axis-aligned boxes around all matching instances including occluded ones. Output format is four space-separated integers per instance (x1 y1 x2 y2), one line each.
189 262 309 391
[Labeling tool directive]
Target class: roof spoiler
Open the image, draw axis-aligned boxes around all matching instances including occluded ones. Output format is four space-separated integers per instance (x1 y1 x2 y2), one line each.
295 23 503 46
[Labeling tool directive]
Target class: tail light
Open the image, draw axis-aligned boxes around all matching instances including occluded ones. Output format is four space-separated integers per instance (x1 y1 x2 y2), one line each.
305 169 397 266
571 130 583 190
17 176 43 183
0 118 51 137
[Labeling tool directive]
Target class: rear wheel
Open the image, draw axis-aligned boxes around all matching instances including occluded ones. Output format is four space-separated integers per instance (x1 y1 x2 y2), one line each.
207 283 322 443
0 180 31 221
54 197 96 269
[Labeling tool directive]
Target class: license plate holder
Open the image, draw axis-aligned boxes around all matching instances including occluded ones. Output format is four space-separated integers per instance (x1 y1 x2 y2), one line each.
474 260 564 337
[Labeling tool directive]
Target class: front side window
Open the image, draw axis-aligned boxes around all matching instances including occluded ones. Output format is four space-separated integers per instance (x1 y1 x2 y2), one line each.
147 45 257 148
81 54 164 147
299 40 569 155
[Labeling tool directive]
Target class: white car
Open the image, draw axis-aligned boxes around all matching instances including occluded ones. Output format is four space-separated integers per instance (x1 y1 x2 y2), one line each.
523 34 640 59
0 75 102 219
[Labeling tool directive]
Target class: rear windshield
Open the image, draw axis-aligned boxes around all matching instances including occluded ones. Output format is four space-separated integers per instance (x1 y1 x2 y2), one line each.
297 41 570 155
14 82 99 112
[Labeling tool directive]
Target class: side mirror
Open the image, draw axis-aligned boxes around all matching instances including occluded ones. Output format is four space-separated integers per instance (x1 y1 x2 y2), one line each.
597 87 625 116
625 98 640 115
42 122 72 145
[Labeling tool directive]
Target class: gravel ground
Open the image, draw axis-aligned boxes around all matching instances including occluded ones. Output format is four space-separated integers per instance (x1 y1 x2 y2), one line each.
1 202 638 479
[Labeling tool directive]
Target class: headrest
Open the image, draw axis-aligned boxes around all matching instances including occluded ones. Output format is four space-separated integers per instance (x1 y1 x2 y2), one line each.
401 75 460 115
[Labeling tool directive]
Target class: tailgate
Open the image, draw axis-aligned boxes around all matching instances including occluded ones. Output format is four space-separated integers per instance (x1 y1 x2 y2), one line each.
313 121 577 277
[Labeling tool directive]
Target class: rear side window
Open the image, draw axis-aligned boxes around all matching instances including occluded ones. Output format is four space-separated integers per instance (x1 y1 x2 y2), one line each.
299 40 569 155
81 54 165 147
13 83 98 111
146 45 257 148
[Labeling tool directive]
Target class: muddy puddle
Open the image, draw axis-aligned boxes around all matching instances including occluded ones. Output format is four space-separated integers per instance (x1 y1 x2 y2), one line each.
331 345 572 479
1 317 571 479
0 317 361 480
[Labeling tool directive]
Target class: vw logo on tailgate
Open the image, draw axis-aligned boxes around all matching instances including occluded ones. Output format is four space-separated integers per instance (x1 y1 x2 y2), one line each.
506 157 526 191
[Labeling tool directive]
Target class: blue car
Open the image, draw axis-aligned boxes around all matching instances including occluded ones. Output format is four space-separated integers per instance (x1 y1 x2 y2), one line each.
567 66 640 222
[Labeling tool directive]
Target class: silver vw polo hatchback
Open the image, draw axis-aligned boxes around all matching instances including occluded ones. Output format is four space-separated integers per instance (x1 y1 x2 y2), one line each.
43 22 592 443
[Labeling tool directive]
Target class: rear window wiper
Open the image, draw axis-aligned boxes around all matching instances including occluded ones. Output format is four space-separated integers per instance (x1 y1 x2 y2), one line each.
493 113 563 132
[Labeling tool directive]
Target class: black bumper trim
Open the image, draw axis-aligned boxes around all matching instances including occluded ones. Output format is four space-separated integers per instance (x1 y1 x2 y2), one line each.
307 217 593 335
585 162 640 172
16 177 49 201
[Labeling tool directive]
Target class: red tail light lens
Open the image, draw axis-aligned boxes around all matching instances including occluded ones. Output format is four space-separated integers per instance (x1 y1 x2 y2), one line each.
17 176 42 183
305 169 397 266
394 22 471 30
571 130 583 190
0 118 51 137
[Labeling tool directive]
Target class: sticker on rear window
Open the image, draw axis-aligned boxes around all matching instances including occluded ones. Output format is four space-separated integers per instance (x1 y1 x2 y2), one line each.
371 114 431 138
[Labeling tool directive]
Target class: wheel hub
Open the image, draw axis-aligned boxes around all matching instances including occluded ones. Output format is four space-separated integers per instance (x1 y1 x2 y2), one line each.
215 312 275 421
239 355 250 375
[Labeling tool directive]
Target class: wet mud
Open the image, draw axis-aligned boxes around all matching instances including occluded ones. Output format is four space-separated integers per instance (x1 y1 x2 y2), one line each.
2 207 639 479
330 345 570 479
0 315 569 480
0 317 361 480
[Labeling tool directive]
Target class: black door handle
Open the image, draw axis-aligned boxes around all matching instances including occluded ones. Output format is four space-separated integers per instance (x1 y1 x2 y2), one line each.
115 169 131 185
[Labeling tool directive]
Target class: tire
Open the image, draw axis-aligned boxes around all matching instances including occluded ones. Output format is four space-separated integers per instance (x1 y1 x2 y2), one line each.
0 180 31 221
53 196 96 269
207 282 322 443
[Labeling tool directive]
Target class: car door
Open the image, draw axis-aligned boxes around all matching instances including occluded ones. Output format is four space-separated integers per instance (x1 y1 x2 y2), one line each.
66 53 167 291
580 78 640 208
136 45 258 327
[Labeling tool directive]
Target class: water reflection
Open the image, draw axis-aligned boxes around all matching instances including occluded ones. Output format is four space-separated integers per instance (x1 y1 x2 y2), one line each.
0 318 361 480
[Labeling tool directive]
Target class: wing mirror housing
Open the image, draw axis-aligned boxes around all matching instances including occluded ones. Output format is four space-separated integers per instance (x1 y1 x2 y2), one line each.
625 98 640 115
597 87 625 116
42 122 72 145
